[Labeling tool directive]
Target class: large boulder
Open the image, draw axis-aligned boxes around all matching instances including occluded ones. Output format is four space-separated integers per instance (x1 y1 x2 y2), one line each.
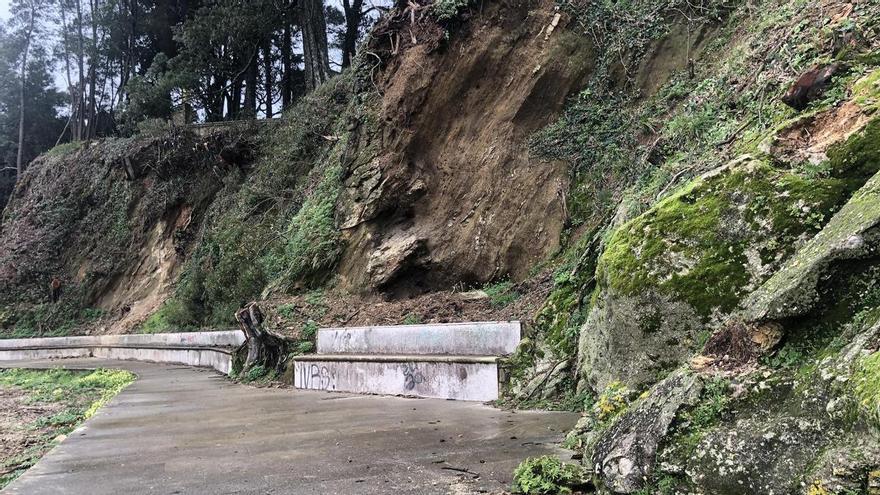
743 159 880 323
591 369 702 493
687 317 880 494
578 156 861 390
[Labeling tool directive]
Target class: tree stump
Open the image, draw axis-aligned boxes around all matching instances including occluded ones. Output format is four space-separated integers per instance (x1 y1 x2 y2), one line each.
234 302 292 374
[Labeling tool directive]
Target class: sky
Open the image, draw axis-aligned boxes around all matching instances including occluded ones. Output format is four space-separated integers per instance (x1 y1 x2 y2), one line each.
0 1 9 21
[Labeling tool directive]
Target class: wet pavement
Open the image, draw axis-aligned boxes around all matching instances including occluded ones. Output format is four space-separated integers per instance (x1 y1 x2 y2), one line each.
1 359 578 495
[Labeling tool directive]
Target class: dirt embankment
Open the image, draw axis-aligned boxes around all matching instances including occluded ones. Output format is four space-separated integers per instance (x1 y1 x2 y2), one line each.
262 267 556 338
336 0 595 296
0 128 255 335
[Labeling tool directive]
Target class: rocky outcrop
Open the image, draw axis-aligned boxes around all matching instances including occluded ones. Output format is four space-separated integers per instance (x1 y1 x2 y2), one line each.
577 156 861 390
743 148 880 323
687 316 880 494
364 233 428 289
570 116 880 494
591 370 702 493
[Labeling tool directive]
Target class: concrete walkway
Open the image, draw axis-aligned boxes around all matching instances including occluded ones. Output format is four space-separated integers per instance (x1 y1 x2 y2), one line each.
1 359 578 495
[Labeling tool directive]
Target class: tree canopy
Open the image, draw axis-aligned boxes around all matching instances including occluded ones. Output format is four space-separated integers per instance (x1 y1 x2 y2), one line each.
0 0 385 203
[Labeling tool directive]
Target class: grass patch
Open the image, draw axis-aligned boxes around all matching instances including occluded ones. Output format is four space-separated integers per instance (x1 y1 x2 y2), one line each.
482 280 520 308
512 455 588 494
402 313 423 325
0 368 135 489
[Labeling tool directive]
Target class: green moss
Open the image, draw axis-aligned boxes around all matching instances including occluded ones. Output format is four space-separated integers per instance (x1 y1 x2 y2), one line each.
598 159 856 320
826 118 880 180
852 68 880 108
744 122 880 321
853 351 880 427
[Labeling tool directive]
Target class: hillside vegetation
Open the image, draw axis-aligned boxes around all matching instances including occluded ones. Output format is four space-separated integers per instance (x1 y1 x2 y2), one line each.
1 0 880 492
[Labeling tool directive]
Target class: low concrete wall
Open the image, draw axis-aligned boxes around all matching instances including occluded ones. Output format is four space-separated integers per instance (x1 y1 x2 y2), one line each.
0 330 245 349
292 357 500 401
0 331 241 375
0 347 92 361
317 321 521 356
91 347 233 374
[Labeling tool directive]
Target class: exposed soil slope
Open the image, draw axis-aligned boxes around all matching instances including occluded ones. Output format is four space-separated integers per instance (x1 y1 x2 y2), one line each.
0 127 255 335
336 1 593 294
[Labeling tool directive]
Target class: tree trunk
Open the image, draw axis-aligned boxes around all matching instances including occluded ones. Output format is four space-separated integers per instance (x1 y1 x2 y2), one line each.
244 53 258 118
262 39 272 119
230 75 242 120
234 302 293 373
207 77 224 121
16 0 36 178
87 0 99 139
58 0 76 145
75 0 86 140
281 22 292 111
300 0 330 92
341 0 363 69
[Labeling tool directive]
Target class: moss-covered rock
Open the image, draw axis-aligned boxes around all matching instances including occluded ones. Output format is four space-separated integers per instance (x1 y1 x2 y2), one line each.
590 311 880 495
591 369 702 493
579 155 860 390
854 350 880 428
743 121 880 324
685 315 880 494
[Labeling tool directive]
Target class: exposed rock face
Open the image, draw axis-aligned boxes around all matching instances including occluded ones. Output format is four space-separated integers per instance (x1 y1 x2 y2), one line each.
692 414 836 494
592 370 702 493
335 0 594 294
581 133 880 495
364 233 428 289
743 163 880 324
577 157 859 390
580 290 702 391
688 318 880 494
0 130 238 327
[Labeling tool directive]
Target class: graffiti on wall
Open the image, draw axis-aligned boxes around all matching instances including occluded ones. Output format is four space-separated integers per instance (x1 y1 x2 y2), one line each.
296 363 336 390
402 362 425 391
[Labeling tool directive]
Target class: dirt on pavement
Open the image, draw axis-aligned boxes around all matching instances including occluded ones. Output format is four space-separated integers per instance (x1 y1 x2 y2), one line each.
0 387 63 482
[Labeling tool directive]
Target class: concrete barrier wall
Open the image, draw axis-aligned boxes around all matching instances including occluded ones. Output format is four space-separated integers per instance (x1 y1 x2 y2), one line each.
293 358 500 401
0 346 232 374
0 330 245 349
0 331 240 375
91 347 233 374
317 322 521 356
0 347 92 361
